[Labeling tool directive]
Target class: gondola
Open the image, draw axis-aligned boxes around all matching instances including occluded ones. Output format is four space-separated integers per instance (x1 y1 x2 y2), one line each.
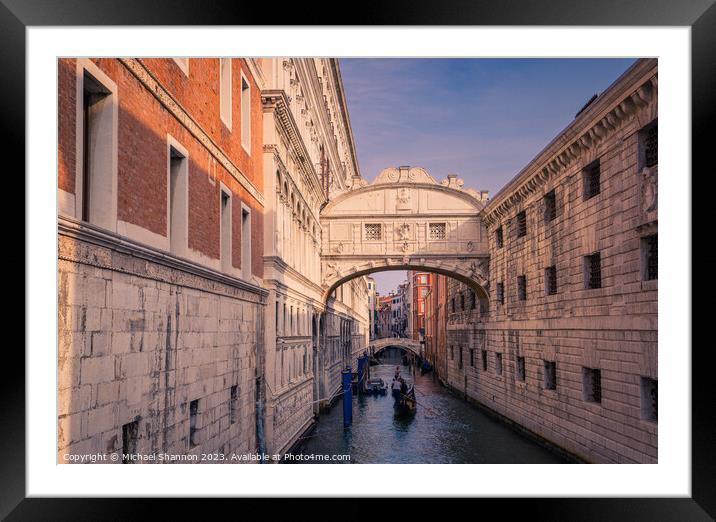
393 384 417 416
365 378 388 396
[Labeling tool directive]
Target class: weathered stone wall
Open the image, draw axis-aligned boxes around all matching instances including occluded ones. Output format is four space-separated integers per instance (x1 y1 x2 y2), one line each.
438 59 658 464
57 225 266 463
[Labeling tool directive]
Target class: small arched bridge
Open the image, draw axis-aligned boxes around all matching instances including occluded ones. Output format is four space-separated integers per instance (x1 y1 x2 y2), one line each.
320 166 491 302
369 337 422 358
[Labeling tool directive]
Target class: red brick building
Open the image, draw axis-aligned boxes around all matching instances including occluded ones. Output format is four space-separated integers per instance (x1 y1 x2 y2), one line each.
408 271 432 341
57 58 267 462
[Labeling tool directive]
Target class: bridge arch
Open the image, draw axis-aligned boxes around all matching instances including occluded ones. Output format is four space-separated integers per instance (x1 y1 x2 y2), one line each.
369 338 422 358
320 166 491 303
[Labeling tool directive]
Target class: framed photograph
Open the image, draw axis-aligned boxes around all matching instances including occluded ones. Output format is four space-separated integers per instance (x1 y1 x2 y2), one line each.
9 0 712 518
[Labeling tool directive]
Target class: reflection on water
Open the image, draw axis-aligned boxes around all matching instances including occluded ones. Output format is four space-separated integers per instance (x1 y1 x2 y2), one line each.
292 348 568 464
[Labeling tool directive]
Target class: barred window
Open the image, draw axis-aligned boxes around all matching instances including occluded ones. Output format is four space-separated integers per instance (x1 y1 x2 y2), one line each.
495 353 503 376
429 222 447 240
583 367 602 403
495 226 504 248
364 223 382 241
496 282 504 305
583 159 601 200
544 190 557 222
516 211 527 237
644 123 658 168
545 265 557 295
544 361 557 390
517 275 527 301
584 252 602 289
482 350 488 371
643 234 658 281
516 356 526 382
640 377 658 421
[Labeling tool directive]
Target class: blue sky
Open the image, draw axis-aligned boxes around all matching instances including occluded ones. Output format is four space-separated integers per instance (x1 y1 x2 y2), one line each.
339 58 636 295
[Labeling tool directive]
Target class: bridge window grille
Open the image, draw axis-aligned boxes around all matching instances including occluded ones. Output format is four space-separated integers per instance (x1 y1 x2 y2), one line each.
584 252 602 289
516 211 527 237
545 265 557 295
496 282 504 305
429 222 447 240
582 367 602 403
495 353 503 376
516 356 526 382
643 123 658 168
640 377 658 421
482 350 488 371
544 190 557 222
495 226 504 248
517 275 527 301
583 159 601 200
544 361 557 390
364 223 382 241
643 234 658 281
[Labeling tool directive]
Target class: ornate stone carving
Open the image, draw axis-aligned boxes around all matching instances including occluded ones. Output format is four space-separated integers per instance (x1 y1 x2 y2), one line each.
396 188 411 210
641 166 657 214
396 223 411 241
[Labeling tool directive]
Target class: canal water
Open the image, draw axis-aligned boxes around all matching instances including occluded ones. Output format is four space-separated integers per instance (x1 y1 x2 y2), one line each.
292 348 568 464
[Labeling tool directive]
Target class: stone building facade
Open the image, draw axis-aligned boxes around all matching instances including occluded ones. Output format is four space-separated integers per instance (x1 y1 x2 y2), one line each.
434 58 658 463
258 58 369 455
57 58 267 462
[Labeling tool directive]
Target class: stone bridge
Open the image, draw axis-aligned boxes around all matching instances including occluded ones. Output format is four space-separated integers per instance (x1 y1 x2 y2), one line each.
369 337 422 357
320 166 491 301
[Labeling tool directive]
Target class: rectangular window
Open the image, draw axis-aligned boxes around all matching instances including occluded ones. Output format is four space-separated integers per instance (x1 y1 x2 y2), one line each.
81 70 114 227
229 385 238 424
220 189 232 272
582 368 602 403
429 223 447 240
640 122 658 168
482 350 488 371
495 226 504 248
121 420 139 464
495 353 503 376
458 346 463 369
544 190 557 222
640 377 658 421
169 144 188 255
516 211 527 238
517 275 527 301
516 356 526 382
241 74 251 152
365 223 382 241
496 282 504 306
219 58 232 129
469 290 476 310
470 349 475 367
450 345 454 360
584 252 602 289
189 399 199 448
583 159 601 200
241 206 252 280
642 234 658 281
544 361 557 390
545 265 557 295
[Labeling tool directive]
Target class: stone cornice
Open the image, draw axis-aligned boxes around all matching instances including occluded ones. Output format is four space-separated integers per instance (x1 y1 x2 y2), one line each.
482 58 657 227
119 58 264 207
262 89 327 206
58 216 268 302
330 59 362 181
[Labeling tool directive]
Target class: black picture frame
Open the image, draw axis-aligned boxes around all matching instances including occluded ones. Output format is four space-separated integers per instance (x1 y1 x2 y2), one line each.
5 0 712 519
